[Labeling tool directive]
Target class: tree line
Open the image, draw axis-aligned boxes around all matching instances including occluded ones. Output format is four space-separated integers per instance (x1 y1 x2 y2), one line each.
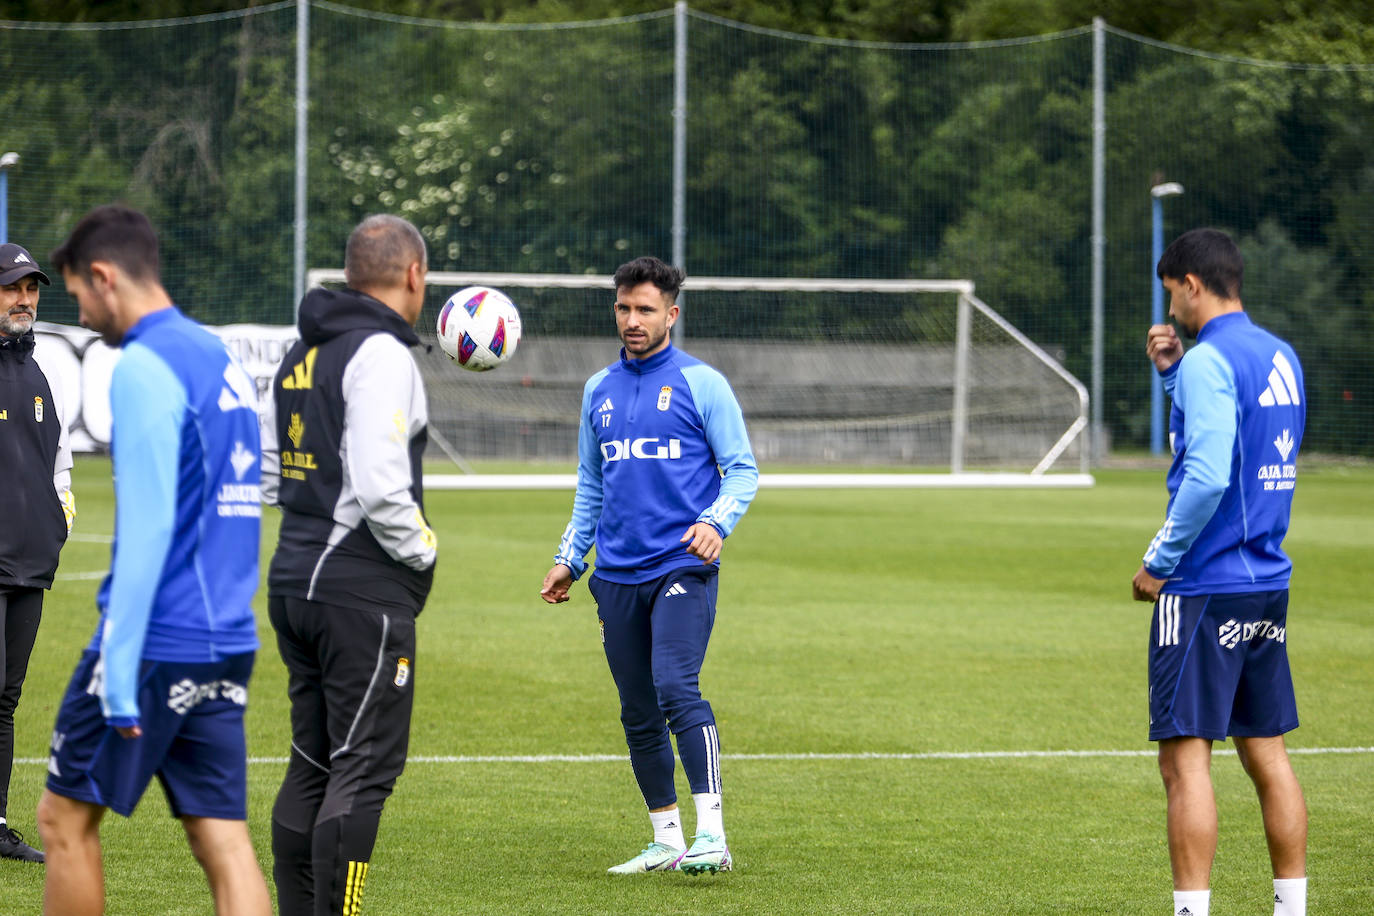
0 1 1369 452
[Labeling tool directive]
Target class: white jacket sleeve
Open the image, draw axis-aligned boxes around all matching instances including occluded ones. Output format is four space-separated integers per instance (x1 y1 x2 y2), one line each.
258 375 281 507
341 333 437 570
34 347 75 532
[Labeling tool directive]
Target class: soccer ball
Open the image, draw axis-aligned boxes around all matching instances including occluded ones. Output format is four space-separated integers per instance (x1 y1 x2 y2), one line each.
436 286 522 371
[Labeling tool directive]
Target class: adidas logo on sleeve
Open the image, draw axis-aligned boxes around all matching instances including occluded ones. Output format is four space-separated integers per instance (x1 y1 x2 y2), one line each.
1257 351 1301 406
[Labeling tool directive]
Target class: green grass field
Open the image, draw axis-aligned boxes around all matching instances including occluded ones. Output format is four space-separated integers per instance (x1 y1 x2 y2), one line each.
5 457 1372 913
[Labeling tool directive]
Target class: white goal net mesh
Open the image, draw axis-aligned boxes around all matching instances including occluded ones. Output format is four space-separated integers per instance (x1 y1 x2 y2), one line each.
308 271 1089 476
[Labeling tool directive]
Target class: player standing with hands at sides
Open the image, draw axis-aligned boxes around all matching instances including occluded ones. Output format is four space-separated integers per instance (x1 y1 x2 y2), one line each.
1132 229 1308 916
261 214 436 916
541 256 758 876
0 242 75 863
36 206 270 915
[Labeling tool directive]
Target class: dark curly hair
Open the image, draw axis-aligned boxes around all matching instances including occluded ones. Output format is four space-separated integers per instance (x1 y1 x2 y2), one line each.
613 256 685 303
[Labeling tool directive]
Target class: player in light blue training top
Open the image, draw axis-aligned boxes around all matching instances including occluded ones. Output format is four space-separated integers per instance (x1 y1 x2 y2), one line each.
541 256 757 876
37 206 271 916
1132 228 1308 916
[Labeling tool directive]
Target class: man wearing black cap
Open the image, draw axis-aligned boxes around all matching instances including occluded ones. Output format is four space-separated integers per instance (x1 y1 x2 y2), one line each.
0 242 75 863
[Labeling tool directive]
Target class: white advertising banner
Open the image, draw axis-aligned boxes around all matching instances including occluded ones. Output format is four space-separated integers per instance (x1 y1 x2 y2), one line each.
34 320 298 452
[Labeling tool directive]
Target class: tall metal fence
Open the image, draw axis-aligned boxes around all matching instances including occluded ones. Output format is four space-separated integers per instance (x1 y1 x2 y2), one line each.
2 2 1370 457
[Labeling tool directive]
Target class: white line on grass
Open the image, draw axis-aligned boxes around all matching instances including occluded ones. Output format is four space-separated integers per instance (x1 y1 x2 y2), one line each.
67 533 114 543
17 747 1373 767
59 571 110 581
393 746 1374 764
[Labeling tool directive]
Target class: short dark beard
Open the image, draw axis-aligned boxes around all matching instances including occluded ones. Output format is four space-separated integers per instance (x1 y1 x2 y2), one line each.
621 326 669 357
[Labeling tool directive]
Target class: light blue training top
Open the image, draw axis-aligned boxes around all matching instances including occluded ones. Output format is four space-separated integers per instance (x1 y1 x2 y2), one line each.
556 344 758 585
91 307 261 727
1143 312 1305 595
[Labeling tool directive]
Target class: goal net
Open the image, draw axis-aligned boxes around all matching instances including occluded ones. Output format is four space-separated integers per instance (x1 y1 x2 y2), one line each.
306 270 1090 487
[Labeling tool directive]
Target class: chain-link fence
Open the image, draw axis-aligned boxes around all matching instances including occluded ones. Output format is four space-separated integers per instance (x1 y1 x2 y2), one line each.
2 3 1370 456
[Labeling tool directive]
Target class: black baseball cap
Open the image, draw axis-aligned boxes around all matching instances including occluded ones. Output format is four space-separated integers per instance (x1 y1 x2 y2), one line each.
0 243 51 286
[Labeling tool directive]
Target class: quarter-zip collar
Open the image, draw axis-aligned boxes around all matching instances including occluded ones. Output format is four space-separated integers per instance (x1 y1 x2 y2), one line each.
620 343 676 375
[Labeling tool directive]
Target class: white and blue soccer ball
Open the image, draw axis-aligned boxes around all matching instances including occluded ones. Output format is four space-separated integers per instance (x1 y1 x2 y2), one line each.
436 286 522 371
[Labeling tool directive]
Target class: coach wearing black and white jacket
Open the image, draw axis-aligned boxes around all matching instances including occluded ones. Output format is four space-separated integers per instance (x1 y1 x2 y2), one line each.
0 242 74 864
259 215 436 916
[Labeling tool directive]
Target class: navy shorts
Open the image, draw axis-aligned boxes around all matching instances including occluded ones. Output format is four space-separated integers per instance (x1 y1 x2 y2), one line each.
46 649 255 819
1148 590 1298 742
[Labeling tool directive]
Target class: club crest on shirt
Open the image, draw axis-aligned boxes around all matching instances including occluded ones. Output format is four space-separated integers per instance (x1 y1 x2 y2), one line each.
657 386 673 411
34 396 43 422
394 657 411 688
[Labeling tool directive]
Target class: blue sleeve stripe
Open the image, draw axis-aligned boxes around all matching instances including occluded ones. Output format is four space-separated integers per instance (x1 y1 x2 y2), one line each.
681 364 758 537
556 368 609 578
1143 344 1235 576
101 343 187 722
1160 361 1180 398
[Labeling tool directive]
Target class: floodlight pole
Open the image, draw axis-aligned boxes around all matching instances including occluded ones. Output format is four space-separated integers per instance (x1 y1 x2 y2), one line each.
1150 180 1184 455
0 151 18 245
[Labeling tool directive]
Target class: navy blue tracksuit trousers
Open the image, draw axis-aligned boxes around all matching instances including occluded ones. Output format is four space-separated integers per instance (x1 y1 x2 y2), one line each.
590 565 721 809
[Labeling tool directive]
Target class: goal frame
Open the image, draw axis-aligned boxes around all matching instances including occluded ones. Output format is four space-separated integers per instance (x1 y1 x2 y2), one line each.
306 269 1092 489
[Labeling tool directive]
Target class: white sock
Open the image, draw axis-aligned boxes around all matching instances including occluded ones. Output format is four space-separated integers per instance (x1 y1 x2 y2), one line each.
693 792 724 839
1274 877 1307 916
649 808 685 850
1174 889 1210 916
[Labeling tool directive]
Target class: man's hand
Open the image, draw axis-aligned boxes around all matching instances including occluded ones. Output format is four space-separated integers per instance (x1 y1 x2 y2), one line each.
540 564 574 604
115 724 142 739
1132 564 1166 603
1146 323 1185 372
680 522 723 564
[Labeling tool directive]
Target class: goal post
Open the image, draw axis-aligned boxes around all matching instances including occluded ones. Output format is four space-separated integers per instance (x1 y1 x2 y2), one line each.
306 269 1092 488
955 291 1090 476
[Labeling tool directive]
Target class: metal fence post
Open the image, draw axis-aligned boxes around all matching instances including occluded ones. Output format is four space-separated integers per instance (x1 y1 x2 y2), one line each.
672 1 688 345
294 0 310 315
1090 17 1106 465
